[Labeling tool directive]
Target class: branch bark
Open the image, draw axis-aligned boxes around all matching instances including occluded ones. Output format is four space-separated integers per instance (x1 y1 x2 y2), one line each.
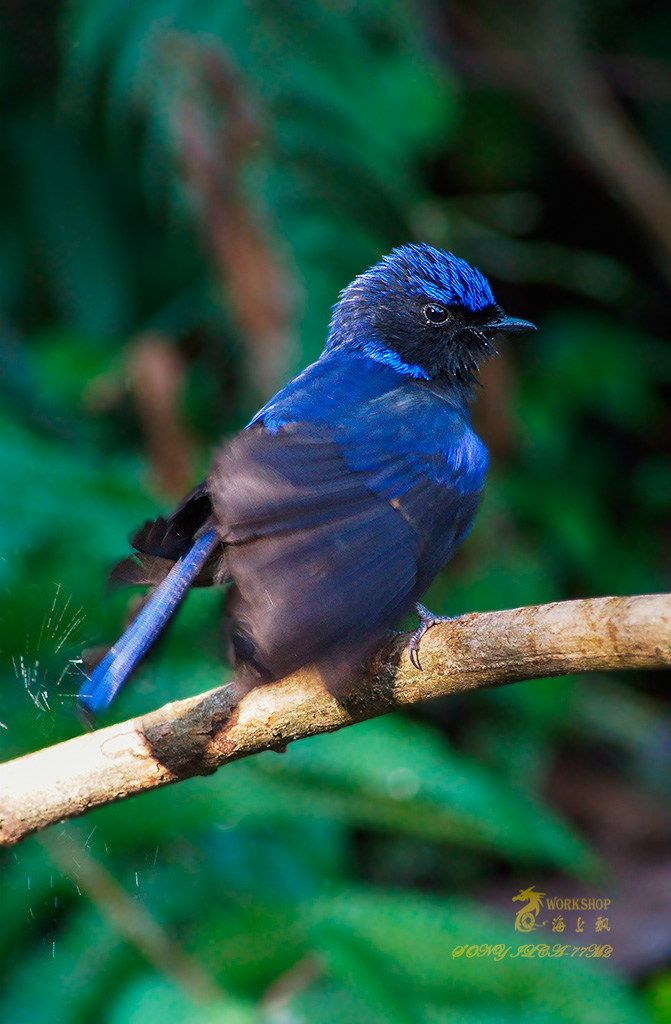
1 594 670 847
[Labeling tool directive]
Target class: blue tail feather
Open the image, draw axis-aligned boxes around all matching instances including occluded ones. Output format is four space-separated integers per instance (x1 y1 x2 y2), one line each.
78 528 220 716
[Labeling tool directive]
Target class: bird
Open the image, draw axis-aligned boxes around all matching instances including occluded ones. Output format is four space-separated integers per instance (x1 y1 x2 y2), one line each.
78 243 535 717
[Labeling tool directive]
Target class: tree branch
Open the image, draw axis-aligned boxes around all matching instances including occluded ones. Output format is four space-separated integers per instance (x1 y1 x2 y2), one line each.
1 594 670 847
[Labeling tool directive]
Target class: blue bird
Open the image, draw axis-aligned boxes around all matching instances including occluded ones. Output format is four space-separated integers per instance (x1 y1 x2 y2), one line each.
78 244 535 716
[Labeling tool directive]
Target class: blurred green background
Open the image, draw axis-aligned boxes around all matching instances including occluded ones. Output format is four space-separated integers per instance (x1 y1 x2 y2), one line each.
1 0 671 1020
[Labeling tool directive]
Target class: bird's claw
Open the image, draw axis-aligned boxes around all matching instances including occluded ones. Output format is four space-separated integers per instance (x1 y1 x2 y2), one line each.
408 603 453 671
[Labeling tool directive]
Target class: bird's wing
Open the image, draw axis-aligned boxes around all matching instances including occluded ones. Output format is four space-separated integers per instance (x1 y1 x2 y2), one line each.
209 423 417 691
209 392 486 694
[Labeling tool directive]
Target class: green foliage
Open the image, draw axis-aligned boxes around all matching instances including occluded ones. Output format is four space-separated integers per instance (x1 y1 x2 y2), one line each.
1 0 669 1020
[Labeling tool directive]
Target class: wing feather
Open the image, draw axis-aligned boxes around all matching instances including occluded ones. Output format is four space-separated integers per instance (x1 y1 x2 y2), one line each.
209 416 480 693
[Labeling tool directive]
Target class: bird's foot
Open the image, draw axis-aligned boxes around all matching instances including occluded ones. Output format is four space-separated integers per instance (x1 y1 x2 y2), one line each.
408 603 454 671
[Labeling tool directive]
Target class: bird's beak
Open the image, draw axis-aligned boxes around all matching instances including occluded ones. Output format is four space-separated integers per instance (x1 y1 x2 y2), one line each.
488 315 537 334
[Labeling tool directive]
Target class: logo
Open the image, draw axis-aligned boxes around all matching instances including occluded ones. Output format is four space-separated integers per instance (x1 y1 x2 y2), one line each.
449 886 614 962
513 886 546 932
512 886 612 935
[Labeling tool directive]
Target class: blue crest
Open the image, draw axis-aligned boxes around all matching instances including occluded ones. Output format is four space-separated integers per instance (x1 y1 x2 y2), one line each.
372 243 495 312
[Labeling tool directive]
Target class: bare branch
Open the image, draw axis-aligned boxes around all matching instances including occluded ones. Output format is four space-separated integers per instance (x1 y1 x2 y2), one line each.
1 594 670 847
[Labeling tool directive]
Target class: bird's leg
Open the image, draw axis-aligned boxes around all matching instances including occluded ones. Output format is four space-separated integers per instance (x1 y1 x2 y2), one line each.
408 602 454 670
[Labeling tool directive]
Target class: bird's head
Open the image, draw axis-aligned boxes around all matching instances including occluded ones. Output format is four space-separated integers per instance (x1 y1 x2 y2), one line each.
325 243 535 387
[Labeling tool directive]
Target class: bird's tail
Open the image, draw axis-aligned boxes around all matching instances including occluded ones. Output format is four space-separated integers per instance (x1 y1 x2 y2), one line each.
78 527 220 717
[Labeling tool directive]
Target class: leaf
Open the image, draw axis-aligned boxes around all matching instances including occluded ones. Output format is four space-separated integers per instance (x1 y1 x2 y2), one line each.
107 978 256 1024
254 715 598 873
10 116 135 339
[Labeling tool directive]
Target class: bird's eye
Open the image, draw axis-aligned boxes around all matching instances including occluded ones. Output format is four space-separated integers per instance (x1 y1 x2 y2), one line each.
423 303 449 325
